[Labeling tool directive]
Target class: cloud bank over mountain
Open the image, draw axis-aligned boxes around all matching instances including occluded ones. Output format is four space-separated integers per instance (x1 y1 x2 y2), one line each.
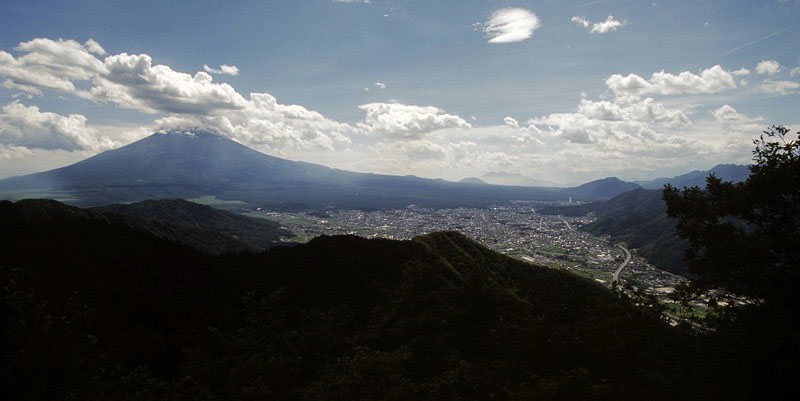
0 30 796 183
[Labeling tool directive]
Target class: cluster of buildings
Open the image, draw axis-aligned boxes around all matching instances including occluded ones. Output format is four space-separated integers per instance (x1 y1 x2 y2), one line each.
254 203 753 326
259 203 686 293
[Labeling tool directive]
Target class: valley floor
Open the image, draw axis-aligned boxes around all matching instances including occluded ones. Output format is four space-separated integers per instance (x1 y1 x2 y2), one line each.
242 202 723 323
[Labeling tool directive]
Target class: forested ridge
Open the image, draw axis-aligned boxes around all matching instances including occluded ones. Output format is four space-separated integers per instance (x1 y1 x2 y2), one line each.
1 198 797 400
94 198 291 253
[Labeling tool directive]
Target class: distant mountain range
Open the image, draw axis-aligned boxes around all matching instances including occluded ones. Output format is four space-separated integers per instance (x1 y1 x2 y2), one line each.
565 177 641 200
635 164 750 189
0 130 639 208
480 171 560 187
458 176 488 185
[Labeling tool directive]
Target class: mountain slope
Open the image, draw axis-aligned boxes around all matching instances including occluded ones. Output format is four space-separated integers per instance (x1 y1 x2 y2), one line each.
1 198 700 400
0 130 341 188
637 164 750 189
94 199 291 253
0 130 634 208
565 177 641 199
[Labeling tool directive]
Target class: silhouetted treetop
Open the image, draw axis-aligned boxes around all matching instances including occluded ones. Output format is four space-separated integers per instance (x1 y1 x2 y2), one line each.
664 126 800 302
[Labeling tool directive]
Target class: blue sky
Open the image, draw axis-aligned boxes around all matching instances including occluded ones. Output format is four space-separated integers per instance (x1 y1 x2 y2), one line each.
1 0 798 183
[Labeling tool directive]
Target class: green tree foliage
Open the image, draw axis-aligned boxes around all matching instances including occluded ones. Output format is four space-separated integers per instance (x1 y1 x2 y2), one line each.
663 126 800 399
663 125 800 303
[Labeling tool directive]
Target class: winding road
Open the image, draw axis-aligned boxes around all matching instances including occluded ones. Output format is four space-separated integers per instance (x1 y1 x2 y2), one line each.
612 244 631 283
559 216 631 283
559 217 705 329
560 217 577 233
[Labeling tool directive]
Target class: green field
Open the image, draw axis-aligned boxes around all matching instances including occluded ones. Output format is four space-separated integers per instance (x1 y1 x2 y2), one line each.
188 195 248 207
0 189 78 202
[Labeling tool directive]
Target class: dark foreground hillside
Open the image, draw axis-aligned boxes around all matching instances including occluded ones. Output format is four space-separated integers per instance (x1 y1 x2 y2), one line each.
1 199 793 400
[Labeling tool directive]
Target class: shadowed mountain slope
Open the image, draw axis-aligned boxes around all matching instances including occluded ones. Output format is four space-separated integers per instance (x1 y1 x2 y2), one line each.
1 198 704 400
94 198 291 253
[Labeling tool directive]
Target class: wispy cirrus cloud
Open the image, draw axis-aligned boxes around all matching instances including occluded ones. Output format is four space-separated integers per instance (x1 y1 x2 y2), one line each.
760 79 799 95
571 15 625 33
202 64 239 76
723 26 792 54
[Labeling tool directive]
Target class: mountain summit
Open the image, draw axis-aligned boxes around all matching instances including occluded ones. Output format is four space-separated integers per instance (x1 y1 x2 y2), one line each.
1 131 343 188
0 130 637 207
568 177 641 199
480 171 559 187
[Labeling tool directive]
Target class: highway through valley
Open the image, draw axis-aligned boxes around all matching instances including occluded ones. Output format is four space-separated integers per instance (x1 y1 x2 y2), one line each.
559 216 631 283
612 244 631 283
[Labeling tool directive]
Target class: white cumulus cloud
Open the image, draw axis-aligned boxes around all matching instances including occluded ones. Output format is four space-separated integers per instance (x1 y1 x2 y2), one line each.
503 116 520 129
606 65 736 98
0 38 105 95
502 116 543 145
0 102 115 152
0 37 357 152
481 8 541 44
711 104 765 133
89 53 248 114
755 60 781 75
357 103 471 139
153 91 353 152
711 105 742 122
